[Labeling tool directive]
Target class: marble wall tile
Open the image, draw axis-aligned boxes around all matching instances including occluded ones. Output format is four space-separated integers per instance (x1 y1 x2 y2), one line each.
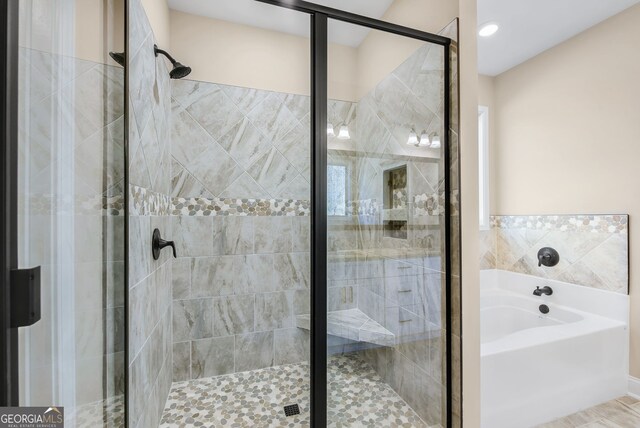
255 292 294 331
183 83 244 142
273 253 310 290
247 93 298 143
488 215 629 294
235 332 274 372
172 342 190 382
129 275 152 361
172 216 215 257
218 117 273 170
170 81 315 202
292 217 310 252
221 217 254 255
212 295 255 336
191 256 234 297
234 254 274 294
276 173 311 201
254 217 292 254
171 79 218 110
172 258 191 300
173 299 214 341
274 328 309 365
366 74 411 138
277 93 309 122
221 85 270 115
185 140 243 197
292 289 310 316
170 102 216 169
171 158 212 199
218 172 269 200
191 336 235 378
248 146 298 197
274 121 310 174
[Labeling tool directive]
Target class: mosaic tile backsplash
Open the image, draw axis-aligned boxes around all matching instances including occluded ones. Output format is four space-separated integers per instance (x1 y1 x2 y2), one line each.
480 215 629 294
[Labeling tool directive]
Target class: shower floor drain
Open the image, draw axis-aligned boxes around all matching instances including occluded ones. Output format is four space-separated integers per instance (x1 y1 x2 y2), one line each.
283 404 300 417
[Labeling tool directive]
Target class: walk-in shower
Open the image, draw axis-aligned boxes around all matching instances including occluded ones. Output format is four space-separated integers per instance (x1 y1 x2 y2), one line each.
1 0 461 427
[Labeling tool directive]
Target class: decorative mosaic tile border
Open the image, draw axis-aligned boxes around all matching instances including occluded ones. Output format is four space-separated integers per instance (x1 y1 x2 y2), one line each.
124 192 456 218
491 214 628 234
346 199 379 216
130 185 171 216
414 193 442 216
27 194 124 216
171 197 310 216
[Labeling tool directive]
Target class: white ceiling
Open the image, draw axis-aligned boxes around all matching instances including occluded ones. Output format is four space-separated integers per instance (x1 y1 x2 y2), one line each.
478 0 640 76
167 0 394 47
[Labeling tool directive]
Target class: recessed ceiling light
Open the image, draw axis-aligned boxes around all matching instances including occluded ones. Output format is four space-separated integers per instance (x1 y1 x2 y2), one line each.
479 22 499 37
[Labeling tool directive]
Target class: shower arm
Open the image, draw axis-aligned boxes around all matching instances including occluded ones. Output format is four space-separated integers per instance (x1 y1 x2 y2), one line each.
154 45 177 65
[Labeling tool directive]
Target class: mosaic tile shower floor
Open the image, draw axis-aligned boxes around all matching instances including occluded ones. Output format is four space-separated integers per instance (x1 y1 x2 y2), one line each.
161 353 437 427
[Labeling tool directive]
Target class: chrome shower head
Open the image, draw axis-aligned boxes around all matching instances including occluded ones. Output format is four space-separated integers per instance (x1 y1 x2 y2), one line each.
154 45 191 79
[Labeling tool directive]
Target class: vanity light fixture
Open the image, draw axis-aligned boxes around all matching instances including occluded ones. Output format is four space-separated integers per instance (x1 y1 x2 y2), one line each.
479 22 499 37
430 132 441 148
327 123 335 137
419 131 431 147
337 124 350 140
406 129 419 146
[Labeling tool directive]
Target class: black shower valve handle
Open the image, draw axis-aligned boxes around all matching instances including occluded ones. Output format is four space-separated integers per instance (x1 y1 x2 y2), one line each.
160 239 177 258
537 247 560 267
152 228 177 260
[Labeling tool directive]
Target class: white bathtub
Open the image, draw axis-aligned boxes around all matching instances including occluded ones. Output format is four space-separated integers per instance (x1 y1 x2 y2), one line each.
481 270 629 428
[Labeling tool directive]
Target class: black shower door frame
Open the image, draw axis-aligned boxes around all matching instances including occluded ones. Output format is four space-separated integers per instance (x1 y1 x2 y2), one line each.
0 0 20 407
255 1 454 427
0 0 455 424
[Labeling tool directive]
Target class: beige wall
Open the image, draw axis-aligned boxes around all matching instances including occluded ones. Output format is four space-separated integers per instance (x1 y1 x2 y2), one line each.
459 2 481 426
489 4 640 378
169 10 358 101
75 0 124 63
141 0 170 48
168 1 461 102
478 75 498 210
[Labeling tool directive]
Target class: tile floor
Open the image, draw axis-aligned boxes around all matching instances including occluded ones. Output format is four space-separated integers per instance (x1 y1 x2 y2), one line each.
538 396 640 427
161 353 439 427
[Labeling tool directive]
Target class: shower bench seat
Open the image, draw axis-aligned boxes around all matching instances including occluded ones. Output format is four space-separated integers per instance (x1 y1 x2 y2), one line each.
295 308 395 347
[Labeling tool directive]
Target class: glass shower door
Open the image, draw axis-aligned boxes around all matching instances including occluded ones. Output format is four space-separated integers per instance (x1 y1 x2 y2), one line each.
326 18 448 427
11 0 126 426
